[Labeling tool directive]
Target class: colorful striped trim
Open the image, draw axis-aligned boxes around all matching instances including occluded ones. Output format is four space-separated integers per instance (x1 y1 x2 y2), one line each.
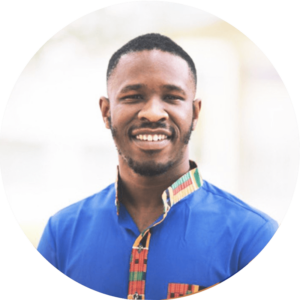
115 161 203 216
115 161 203 299
161 163 203 215
127 230 151 300
167 283 207 299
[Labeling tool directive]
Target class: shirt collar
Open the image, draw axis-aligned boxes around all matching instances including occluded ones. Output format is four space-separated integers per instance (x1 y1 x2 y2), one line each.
115 160 203 216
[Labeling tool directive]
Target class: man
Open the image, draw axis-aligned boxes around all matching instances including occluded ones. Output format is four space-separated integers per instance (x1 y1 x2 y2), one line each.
38 33 278 299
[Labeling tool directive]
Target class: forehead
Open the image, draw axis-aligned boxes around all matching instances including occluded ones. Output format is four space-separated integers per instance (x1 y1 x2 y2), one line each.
107 50 195 96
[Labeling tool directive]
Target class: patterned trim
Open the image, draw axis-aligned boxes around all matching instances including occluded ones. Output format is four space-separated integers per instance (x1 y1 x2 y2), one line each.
161 166 203 215
116 161 203 216
117 161 203 299
167 283 207 299
127 230 151 300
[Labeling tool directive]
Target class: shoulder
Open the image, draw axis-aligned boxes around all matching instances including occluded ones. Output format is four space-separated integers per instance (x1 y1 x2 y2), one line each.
200 180 277 225
49 183 115 230
187 180 278 238
37 183 116 267
191 180 278 269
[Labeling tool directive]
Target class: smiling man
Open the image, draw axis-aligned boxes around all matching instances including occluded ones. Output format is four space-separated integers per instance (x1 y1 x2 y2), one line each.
38 34 278 299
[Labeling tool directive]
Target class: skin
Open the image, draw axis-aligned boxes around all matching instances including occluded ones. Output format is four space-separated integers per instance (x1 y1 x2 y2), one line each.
100 50 201 232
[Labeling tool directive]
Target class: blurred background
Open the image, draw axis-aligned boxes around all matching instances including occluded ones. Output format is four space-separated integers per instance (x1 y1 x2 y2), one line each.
0 2 298 248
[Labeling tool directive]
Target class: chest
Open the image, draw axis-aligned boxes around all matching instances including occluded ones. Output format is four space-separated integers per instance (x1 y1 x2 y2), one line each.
61 223 233 299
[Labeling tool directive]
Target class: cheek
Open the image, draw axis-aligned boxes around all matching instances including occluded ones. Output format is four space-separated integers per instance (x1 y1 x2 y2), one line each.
111 105 134 126
168 105 193 130
111 104 141 136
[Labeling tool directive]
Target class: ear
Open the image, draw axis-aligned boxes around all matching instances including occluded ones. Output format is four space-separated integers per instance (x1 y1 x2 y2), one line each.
192 99 201 131
99 96 111 129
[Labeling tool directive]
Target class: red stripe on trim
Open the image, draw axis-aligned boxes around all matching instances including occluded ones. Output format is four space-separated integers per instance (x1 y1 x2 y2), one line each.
173 178 193 195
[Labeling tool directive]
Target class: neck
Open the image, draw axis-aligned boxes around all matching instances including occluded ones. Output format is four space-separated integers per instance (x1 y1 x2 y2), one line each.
118 154 190 233
118 155 190 210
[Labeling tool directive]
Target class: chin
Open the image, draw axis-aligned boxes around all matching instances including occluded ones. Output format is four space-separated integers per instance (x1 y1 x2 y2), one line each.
126 157 174 177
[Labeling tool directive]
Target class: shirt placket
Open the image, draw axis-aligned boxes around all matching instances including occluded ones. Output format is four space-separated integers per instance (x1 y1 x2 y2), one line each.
120 161 202 299
127 229 151 300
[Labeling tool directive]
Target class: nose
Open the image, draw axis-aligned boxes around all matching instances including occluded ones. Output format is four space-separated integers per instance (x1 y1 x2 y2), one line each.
138 97 168 122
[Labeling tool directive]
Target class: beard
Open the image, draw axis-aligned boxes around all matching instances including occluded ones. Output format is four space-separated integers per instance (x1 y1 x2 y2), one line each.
108 116 193 177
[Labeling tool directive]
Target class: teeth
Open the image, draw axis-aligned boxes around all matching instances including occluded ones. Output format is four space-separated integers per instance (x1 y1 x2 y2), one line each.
136 134 168 141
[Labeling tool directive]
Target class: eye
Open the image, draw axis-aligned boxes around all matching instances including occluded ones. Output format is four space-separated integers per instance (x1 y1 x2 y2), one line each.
120 94 144 103
164 95 184 102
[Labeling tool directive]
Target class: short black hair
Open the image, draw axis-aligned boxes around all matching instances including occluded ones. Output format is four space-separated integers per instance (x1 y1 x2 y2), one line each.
106 33 197 87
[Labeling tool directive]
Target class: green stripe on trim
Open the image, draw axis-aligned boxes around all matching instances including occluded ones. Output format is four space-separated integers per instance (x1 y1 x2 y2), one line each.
129 271 144 281
194 168 201 187
171 173 191 189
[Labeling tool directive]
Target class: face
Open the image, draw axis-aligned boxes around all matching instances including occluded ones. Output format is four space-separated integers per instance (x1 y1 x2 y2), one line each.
100 50 201 176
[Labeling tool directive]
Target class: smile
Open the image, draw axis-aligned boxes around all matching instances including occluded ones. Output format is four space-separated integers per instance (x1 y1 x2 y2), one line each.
135 134 168 141
131 131 172 152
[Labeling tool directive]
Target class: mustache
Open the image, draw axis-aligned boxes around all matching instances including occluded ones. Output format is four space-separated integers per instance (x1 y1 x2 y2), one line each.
129 121 176 136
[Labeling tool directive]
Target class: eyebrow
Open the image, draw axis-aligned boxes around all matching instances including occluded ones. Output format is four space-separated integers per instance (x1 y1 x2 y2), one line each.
119 83 187 95
162 84 186 96
120 84 145 93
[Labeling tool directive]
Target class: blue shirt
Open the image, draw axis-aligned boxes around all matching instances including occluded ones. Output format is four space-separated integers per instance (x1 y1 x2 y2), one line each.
38 164 278 299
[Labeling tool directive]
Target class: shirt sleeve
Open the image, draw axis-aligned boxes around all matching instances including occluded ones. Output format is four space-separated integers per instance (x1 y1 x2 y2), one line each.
220 218 278 283
37 217 58 268
238 218 278 270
